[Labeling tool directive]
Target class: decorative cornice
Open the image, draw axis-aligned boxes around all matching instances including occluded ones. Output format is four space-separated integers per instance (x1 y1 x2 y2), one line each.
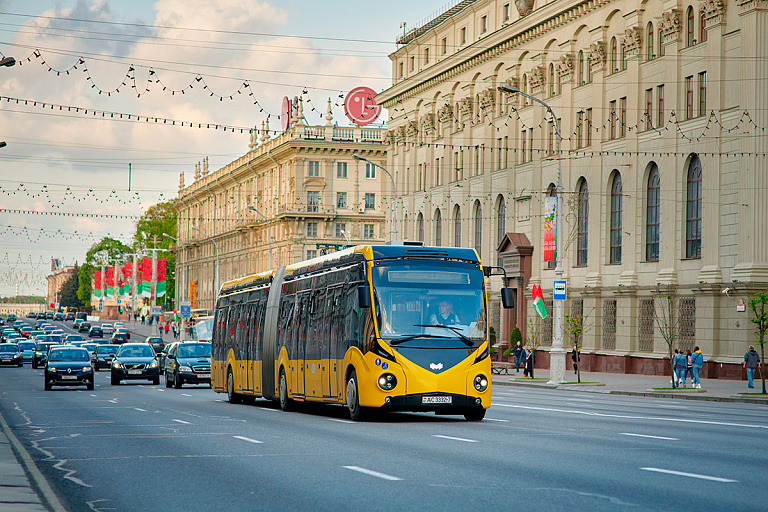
660 9 682 44
421 112 435 133
588 41 606 71
459 96 474 119
556 53 574 82
620 26 642 57
406 121 418 138
438 103 454 124
736 0 768 12
701 0 726 26
514 0 535 17
528 65 546 93
479 88 496 112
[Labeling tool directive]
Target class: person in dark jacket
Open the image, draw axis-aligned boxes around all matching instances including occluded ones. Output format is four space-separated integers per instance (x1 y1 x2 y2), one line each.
673 349 687 388
744 346 761 389
513 341 523 373
523 344 535 378
571 347 580 375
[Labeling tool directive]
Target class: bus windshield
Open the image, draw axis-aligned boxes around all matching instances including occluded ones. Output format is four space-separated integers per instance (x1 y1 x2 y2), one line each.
370 260 486 347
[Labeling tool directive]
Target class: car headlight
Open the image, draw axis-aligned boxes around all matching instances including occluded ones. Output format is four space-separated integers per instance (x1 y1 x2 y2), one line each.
179 364 192 372
148 360 159 369
49 367 58 372
112 361 123 369
82 366 92 373
377 373 397 391
474 374 488 392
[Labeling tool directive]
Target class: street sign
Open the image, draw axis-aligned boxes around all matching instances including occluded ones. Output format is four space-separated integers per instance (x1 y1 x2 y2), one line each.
151 306 162 317
737 298 746 312
98 302 103 312
553 280 567 301
117 298 121 305
180 302 191 319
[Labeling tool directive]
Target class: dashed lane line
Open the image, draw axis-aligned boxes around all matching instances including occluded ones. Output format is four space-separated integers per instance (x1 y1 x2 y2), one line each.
343 466 402 481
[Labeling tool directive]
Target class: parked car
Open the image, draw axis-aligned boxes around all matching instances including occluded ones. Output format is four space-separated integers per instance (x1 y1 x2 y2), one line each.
88 326 103 338
92 344 119 371
18 341 36 363
110 343 160 385
101 323 114 335
65 312 75 321
44 346 94 391
32 341 59 368
78 321 92 333
0 344 23 366
164 342 211 388
147 336 166 354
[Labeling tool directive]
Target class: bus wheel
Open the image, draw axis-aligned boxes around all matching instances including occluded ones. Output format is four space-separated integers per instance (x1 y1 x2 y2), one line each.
464 409 485 421
346 370 365 421
279 369 292 412
227 368 241 404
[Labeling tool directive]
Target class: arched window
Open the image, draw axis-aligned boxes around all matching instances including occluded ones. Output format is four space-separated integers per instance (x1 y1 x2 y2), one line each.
610 172 623 264
686 155 702 259
578 51 584 84
687 6 695 47
577 179 589 266
496 195 506 265
700 9 708 43
435 209 443 246
474 200 482 257
454 206 462 247
417 213 424 242
658 26 665 57
646 163 660 262
620 42 627 71
549 63 555 97
647 22 654 60
610 37 617 73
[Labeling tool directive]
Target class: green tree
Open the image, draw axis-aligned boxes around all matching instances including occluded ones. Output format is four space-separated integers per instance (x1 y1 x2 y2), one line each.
565 305 594 383
653 290 680 388
134 201 177 306
59 265 83 310
77 237 133 308
749 290 768 394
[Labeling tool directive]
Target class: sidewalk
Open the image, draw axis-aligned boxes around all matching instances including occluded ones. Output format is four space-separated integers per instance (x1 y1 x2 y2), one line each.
492 367 768 404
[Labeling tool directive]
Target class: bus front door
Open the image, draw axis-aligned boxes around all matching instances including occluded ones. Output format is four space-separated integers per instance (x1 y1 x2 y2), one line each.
292 293 309 398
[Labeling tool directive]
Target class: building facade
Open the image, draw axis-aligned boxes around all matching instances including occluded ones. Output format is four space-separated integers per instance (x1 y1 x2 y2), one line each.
174 103 387 313
377 0 768 375
46 261 74 310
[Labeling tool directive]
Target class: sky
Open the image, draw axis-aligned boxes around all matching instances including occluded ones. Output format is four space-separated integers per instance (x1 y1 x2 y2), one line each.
0 0 452 297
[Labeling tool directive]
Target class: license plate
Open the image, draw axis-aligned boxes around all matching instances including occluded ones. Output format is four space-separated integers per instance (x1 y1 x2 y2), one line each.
1 358 10 362
128 370 143 375
62 375 77 380
422 395 452 405
197 373 210 378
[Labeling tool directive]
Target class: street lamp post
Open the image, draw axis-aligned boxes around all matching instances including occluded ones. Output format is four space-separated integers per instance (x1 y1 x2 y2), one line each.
352 153 398 242
498 83 566 385
246 205 273 270
191 225 219 312
162 232 185 338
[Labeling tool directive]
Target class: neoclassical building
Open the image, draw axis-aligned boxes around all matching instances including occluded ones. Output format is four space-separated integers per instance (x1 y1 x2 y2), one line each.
377 0 768 376
173 102 387 313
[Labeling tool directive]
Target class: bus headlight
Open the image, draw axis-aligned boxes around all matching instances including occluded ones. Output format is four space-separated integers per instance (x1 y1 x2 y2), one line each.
378 373 397 391
474 374 488 392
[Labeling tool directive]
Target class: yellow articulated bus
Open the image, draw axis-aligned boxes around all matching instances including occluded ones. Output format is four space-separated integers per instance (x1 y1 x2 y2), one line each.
210 243 514 421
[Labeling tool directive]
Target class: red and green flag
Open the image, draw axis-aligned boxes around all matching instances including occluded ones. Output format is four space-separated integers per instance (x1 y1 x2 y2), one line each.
93 270 102 298
156 258 167 297
532 284 548 320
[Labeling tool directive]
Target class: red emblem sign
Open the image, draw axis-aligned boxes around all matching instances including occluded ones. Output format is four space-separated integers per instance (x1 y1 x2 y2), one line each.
344 86 382 126
281 96 291 132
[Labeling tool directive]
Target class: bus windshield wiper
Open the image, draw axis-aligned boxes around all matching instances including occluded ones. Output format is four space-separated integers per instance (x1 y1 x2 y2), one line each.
413 324 474 346
386 333 449 346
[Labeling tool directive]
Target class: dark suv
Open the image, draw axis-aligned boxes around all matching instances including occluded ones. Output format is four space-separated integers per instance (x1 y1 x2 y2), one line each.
164 342 211 388
88 326 103 338
92 344 119 370
110 343 160 385
78 321 91 333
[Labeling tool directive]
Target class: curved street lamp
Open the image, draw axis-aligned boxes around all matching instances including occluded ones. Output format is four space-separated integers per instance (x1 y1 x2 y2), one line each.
353 153 398 242
498 83 566 385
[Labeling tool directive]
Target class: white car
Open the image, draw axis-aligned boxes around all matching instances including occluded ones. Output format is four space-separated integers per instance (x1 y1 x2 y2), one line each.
101 323 114 334
114 322 125 330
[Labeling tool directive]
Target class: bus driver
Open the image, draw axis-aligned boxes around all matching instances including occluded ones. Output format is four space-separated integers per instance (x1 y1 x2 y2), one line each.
430 299 460 325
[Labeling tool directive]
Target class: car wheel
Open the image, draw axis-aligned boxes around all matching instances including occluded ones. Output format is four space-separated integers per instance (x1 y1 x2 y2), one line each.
86 380 94 391
463 409 486 421
165 371 172 388
227 368 240 404
174 371 182 389
111 375 120 385
32 361 37 369
152 377 160 385
279 369 292 412
44 381 51 391
346 369 366 421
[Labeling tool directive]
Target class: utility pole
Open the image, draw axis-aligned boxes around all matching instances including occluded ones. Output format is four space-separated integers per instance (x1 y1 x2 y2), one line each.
143 237 168 314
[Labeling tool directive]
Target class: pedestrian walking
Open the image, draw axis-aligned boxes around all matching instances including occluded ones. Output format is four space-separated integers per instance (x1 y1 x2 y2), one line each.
744 345 761 389
691 346 703 388
164 322 169 336
571 346 580 375
685 349 694 383
513 341 523 373
523 344 535 378
673 349 687 387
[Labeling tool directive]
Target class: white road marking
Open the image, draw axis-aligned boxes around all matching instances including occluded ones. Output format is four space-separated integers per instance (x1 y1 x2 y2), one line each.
565 398 593 402
343 465 402 481
620 433 678 441
233 436 263 444
181 394 192 397
640 467 737 483
432 434 478 443
484 418 509 422
108 400 118 404
494 403 768 430
172 419 191 424
329 418 354 424
89 394 97 397
134 408 146 412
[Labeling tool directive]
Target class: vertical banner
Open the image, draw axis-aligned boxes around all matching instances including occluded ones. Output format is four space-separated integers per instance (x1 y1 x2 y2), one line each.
189 281 196 310
543 197 557 262
94 270 102 298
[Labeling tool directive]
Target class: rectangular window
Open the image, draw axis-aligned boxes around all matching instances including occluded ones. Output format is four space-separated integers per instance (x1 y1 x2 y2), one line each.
698 72 707 117
364 193 375 209
639 298 655 352
645 89 653 130
480 15 488 34
306 191 320 213
576 111 583 149
619 97 627 137
602 299 617 350
307 160 319 177
306 249 317 259
503 3 510 21
364 224 374 238
685 76 694 120
609 100 617 140
657 85 665 128
398 62 403 79
410 56 415 71
585 109 592 146
365 163 376 179
336 161 347 178
306 222 318 237
335 223 346 238
521 130 527 163
336 192 347 209
528 128 534 160
460 27 466 45
435 158 440 186
424 47 429 65
441 37 447 55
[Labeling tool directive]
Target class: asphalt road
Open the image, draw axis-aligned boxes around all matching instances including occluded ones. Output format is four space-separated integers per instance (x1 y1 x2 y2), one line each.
2 319 768 512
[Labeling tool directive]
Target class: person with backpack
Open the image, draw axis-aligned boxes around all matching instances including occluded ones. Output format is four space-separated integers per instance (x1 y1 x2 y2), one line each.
673 349 687 388
691 346 704 389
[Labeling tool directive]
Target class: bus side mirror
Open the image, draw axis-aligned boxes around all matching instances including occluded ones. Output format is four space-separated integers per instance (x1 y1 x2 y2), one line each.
483 266 492 277
358 285 372 309
501 287 516 309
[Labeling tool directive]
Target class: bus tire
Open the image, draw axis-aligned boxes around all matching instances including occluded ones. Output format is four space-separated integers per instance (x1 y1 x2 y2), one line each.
227 368 241 404
464 409 485 421
279 369 292 412
346 369 366 421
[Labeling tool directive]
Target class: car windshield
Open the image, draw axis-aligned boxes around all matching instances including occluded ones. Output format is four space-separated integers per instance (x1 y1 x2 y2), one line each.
119 345 155 358
48 349 89 362
44 336 63 343
370 260 487 347
19 342 36 350
98 346 118 354
178 343 211 358
67 336 84 342
0 345 18 353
